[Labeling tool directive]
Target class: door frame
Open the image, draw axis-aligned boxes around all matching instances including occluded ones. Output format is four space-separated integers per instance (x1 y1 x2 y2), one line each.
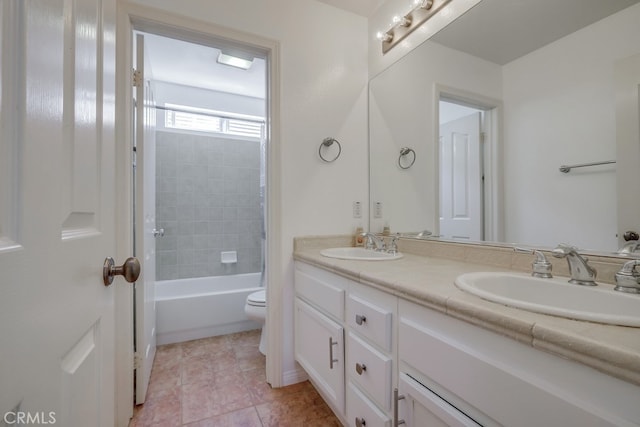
434 84 504 243
115 3 282 424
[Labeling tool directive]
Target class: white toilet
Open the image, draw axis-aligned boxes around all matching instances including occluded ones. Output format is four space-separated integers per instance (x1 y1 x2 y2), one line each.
244 289 267 355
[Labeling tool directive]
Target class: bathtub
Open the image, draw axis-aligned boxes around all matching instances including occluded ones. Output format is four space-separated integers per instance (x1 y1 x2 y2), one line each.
155 273 263 345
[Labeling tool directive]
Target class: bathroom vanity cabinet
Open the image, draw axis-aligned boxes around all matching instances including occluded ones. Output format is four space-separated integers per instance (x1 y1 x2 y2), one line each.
294 261 640 427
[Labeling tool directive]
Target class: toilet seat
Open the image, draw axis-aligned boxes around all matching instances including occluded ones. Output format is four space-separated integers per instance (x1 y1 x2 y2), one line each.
246 290 266 307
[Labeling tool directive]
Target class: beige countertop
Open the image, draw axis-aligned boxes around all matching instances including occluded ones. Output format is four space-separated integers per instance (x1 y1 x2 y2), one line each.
293 235 640 387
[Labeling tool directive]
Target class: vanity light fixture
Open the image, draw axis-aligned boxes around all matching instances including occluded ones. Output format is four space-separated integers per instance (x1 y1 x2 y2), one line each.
217 51 254 70
378 0 452 54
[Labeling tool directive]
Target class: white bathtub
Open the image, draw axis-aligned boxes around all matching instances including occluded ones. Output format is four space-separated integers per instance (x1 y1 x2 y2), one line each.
155 273 263 345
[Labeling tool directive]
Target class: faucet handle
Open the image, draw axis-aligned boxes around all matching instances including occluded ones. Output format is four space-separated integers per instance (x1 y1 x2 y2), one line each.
387 233 400 254
531 250 553 278
515 247 553 278
614 260 640 294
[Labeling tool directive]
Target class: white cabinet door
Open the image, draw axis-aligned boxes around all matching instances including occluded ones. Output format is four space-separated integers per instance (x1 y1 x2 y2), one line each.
295 298 345 413
398 373 478 427
0 0 119 425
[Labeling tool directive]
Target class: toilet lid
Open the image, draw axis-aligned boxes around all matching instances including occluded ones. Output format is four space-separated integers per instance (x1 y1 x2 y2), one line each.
247 290 266 306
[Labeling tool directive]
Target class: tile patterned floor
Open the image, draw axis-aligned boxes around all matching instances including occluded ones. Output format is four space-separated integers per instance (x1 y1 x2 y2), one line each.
130 329 343 426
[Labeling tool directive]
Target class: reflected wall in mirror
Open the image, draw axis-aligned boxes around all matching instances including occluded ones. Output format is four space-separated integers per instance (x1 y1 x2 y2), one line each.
369 0 640 253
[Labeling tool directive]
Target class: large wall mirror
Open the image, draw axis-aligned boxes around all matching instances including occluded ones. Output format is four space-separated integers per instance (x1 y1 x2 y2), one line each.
369 0 640 254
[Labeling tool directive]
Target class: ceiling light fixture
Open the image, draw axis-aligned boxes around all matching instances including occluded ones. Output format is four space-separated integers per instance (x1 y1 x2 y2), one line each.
217 52 254 70
378 0 452 54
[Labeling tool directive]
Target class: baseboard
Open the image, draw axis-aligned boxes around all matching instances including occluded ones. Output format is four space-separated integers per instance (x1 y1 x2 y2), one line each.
280 365 308 387
156 320 261 345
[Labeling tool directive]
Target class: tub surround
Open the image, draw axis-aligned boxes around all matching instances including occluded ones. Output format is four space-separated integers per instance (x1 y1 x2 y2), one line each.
293 235 640 387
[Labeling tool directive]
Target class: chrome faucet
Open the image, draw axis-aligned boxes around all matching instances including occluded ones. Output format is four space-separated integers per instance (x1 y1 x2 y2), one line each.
614 260 640 294
360 232 386 251
551 243 597 286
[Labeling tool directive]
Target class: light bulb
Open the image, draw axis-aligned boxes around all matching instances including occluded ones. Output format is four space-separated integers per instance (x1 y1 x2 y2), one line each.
393 15 412 27
376 31 393 42
420 0 434 9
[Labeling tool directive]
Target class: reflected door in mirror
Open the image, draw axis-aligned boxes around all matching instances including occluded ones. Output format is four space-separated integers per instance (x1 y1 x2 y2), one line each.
439 112 482 241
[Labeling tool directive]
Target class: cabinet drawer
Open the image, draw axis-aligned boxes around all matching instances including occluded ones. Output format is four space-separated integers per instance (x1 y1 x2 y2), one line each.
295 266 345 321
347 382 391 427
347 294 392 351
347 332 392 411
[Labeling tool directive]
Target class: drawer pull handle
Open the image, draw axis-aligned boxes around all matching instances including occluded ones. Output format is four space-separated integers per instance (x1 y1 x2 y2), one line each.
355 314 367 325
394 387 406 426
355 362 367 375
355 417 366 427
329 337 339 369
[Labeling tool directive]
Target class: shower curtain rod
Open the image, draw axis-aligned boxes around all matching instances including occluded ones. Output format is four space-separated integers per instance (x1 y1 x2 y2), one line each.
154 105 265 124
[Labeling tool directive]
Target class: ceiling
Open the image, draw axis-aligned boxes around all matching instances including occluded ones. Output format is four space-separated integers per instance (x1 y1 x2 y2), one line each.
142 0 640 97
430 0 640 65
142 33 267 99
316 0 384 17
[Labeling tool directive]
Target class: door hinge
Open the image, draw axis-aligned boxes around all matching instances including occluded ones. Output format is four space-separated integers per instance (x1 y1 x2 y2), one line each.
480 132 486 144
134 352 141 369
132 68 142 88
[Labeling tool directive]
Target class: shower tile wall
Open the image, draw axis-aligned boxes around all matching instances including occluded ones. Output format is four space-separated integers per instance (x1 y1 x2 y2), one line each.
156 130 262 280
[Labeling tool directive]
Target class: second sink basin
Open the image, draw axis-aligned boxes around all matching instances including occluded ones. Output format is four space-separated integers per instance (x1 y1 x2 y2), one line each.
454 272 640 327
320 247 403 261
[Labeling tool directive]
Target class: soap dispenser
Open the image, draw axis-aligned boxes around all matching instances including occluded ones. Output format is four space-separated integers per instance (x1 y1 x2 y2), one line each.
354 226 364 247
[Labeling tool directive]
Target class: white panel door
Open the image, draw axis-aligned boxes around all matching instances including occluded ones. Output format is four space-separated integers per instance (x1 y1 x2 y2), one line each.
0 0 119 426
134 32 157 405
439 112 482 241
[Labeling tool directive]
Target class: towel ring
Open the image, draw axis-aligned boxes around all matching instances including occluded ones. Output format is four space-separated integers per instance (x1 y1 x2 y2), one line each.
319 137 342 163
398 147 416 169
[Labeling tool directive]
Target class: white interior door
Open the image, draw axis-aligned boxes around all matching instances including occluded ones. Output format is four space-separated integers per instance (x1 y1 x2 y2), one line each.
615 53 640 246
134 33 157 405
0 0 120 425
439 112 483 241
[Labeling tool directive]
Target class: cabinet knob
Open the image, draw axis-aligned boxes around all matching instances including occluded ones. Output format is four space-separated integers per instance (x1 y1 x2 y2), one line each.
356 417 366 427
355 362 367 375
355 314 367 325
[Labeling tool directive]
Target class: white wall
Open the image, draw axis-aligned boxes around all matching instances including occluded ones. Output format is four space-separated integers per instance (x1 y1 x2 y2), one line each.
502 3 640 251
153 81 266 118
129 0 369 383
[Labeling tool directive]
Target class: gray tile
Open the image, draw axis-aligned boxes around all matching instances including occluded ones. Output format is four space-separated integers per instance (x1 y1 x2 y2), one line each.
157 250 177 266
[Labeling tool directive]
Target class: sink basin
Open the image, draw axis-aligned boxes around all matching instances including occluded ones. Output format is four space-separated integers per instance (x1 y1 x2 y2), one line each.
455 272 640 327
320 247 403 261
